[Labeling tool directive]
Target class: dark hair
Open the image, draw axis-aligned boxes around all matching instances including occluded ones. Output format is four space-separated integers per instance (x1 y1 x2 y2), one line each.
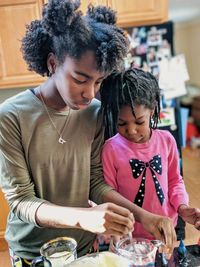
100 68 161 139
21 0 128 76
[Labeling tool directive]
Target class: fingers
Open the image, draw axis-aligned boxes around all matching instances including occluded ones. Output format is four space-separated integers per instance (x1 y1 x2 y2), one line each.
164 228 176 255
163 227 176 253
89 203 134 236
194 214 200 230
102 202 134 228
105 210 133 229
88 200 97 207
194 208 200 230
106 202 134 221
195 224 200 231
156 217 176 254
152 228 165 244
103 205 134 235
103 221 130 236
164 223 176 247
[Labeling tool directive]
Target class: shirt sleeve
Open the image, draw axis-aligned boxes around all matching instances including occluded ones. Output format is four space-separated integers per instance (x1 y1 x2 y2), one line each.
0 102 45 226
167 133 189 211
89 107 113 204
101 140 118 191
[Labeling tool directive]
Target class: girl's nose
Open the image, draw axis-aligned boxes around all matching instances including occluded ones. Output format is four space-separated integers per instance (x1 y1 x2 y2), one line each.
126 124 137 135
82 85 95 102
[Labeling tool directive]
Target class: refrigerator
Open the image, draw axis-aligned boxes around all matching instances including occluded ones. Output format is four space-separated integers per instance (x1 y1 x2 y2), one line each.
124 21 186 240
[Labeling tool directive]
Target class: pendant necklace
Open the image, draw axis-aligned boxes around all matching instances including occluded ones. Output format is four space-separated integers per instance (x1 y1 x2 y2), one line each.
39 87 71 144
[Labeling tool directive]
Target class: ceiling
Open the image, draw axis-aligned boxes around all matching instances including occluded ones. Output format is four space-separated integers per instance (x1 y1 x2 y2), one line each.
169 0 200 23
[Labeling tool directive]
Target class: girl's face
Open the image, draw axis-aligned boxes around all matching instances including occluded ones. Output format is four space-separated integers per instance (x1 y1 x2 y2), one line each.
53 50 106 110
117 105 154 143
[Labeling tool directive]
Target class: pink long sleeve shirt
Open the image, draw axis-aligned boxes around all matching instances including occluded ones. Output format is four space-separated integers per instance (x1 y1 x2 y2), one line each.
101 129 189 239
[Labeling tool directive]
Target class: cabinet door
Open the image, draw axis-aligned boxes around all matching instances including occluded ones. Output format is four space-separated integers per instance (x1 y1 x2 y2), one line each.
43 1 108 14
108 0 168 27
0 189 9 250
80 0 108 14
0 0 45 89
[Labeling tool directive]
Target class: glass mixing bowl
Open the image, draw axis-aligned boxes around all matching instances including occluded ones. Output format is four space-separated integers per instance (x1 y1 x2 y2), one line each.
115 237 157 267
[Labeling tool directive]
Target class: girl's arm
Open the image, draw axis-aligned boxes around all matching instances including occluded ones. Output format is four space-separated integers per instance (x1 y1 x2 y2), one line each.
167 134 189 211
167 134 200 229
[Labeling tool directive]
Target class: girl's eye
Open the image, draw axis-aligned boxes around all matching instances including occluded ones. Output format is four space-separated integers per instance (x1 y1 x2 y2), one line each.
73 77 87 84
94 81 103 88
136 121 144 125
95 80 103 85
118 122 126 127
95 82 101 87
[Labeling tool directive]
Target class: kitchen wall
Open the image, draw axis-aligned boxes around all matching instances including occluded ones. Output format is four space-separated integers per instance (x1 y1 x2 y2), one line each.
174 18 200 88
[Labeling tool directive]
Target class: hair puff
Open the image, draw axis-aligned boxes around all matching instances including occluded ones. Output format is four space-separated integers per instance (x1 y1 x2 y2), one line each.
87 4 117 25
42 0 81 36
21 0 128 76
21 20 52 76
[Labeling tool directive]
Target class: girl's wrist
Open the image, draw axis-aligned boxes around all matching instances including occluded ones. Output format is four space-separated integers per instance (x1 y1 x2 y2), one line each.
178 204 189 215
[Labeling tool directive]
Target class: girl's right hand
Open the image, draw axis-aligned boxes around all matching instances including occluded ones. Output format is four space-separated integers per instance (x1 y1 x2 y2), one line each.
78 202 134 236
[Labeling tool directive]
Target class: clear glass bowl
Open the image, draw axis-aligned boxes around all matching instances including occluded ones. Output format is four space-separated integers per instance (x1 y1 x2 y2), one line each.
115 237 157 267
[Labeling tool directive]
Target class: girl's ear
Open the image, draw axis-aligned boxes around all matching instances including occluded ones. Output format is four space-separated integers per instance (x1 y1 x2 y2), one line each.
150 108 155 117
149 108 155 129
47 53 58 76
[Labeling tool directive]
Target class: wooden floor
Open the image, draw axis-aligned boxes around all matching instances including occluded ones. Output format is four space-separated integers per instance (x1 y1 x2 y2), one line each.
181 147 200 245
0 147 199 267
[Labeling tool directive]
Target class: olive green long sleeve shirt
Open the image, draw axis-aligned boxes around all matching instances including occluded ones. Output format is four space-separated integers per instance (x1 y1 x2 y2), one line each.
0 90 112 259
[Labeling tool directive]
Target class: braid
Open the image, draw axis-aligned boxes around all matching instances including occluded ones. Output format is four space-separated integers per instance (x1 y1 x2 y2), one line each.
152 93 161 128
100 68 161 139
100 72 121 138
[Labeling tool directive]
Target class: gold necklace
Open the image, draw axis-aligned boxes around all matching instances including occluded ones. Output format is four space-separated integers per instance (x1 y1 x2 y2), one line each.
39 87 71 144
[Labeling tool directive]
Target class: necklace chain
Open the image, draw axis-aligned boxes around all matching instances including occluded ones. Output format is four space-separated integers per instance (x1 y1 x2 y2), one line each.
39 87 71 144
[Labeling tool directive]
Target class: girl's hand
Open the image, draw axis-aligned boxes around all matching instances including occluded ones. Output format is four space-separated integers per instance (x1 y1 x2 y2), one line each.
142 214 176 254
78 202 134 236
178 204 200 230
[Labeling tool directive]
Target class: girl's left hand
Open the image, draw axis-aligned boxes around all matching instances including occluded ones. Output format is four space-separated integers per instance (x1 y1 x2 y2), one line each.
178 204 200 230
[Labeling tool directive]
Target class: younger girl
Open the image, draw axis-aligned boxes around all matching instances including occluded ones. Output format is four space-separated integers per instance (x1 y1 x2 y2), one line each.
100 68 200 239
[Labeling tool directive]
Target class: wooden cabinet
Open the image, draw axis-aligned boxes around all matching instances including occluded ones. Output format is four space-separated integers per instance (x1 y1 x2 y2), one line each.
81 0 168 26
0 0 45 89
0 189 9 250
80 0 107 14
108 0 168 27
0 0 168 89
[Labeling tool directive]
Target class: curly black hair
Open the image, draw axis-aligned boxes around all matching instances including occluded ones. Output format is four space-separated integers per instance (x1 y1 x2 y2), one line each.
21 0 128 76
100 68 161 139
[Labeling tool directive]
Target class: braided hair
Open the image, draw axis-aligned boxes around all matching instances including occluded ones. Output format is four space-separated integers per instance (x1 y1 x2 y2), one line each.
21 0 128 77
100 68 161 139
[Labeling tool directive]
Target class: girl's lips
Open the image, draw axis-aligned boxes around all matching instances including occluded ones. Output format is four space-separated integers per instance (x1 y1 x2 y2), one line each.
82 100 91 105
77 103 90 109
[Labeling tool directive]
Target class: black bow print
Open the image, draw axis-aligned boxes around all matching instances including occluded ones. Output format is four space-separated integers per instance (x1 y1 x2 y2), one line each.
129 155 165 207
